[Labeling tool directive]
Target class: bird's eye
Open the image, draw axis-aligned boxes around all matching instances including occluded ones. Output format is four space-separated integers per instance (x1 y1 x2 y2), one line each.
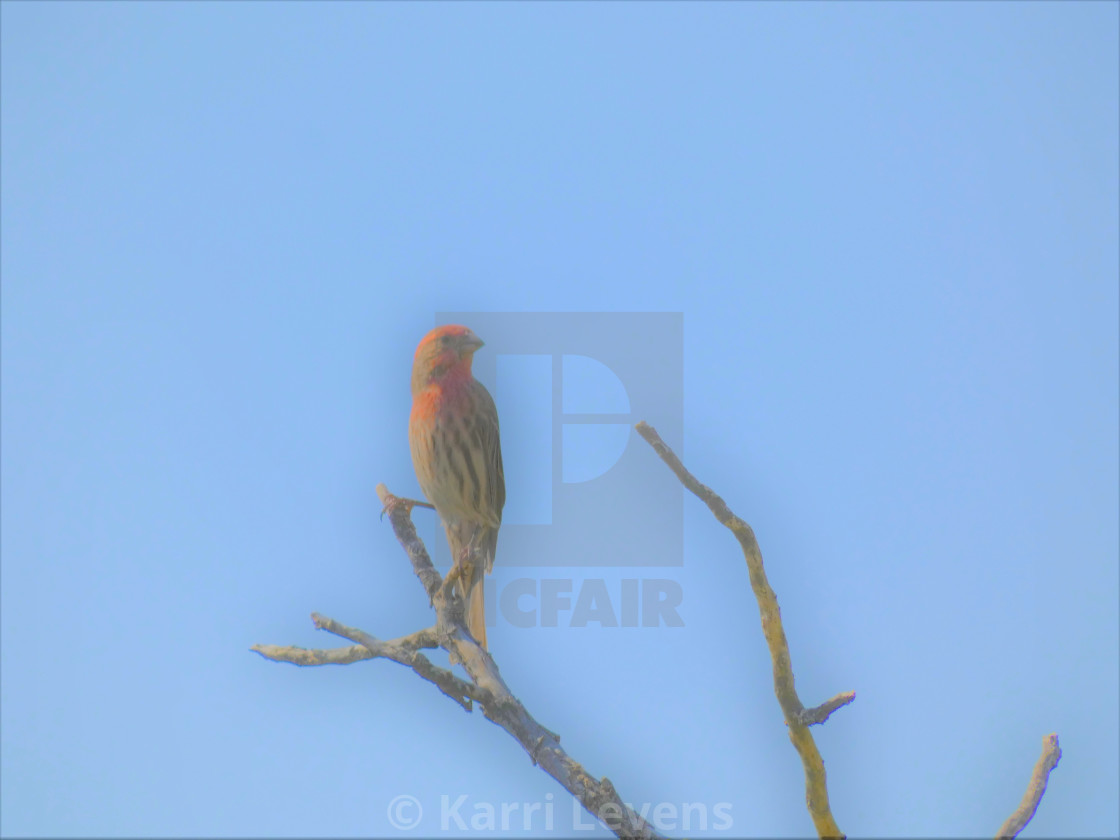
440 335 451 346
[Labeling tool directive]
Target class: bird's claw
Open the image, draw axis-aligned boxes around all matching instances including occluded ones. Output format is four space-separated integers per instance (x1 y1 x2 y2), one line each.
380 494 424 521
380 494 437 521
380 495 406 521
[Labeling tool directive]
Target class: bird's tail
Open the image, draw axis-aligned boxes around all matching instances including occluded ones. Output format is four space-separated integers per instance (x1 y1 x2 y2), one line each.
461 561 487 651
446 522 497 653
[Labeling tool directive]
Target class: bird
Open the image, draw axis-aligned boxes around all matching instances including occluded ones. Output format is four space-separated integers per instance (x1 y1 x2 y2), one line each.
409 324 505 651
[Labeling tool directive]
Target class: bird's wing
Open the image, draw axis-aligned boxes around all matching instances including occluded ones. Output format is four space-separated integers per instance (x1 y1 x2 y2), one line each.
472 379 505 528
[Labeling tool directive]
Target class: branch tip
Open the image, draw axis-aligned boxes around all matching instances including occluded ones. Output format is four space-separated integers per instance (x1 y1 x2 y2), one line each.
995 733 1061 839
800 691 857 726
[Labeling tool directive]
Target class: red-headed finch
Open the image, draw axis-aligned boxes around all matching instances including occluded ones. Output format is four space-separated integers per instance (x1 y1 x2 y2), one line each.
409 325 505 651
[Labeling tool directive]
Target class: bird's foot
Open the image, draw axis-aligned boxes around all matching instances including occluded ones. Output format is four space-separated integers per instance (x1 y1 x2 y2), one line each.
440 563 463 599
379 494 434 521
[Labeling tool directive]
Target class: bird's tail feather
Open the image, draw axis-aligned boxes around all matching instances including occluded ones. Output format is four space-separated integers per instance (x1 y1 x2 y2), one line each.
446 522 495 653
463 562 487 651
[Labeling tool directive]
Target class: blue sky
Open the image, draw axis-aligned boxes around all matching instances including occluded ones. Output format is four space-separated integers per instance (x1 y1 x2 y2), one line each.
2 2 1117 837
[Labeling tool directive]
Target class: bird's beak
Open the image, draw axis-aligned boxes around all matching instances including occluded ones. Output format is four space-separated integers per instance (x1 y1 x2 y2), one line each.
460 332 484 354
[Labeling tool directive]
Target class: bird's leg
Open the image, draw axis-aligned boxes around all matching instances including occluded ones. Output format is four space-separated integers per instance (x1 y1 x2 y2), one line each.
438 543 479 665
447 529 484 589
441 560 463 596
441 544 478 605
441 535 483 636
448 543 476 597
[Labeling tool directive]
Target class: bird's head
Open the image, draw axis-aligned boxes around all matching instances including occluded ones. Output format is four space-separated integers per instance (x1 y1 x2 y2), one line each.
411 324 485 393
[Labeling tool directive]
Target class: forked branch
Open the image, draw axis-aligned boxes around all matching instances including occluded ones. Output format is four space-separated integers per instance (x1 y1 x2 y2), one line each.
252 485 666 840
635 421 851 839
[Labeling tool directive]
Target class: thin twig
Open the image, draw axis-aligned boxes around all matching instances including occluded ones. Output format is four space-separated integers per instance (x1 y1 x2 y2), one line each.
253 624 476 711
635 421 849 839
251 643 372 666
995 734 1061 839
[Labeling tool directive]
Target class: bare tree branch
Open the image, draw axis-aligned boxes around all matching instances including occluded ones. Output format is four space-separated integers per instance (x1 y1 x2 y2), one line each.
254 426 1063 839
252 485 668 840
373 483 666 840
635 421 850 839
995 734 1062 839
